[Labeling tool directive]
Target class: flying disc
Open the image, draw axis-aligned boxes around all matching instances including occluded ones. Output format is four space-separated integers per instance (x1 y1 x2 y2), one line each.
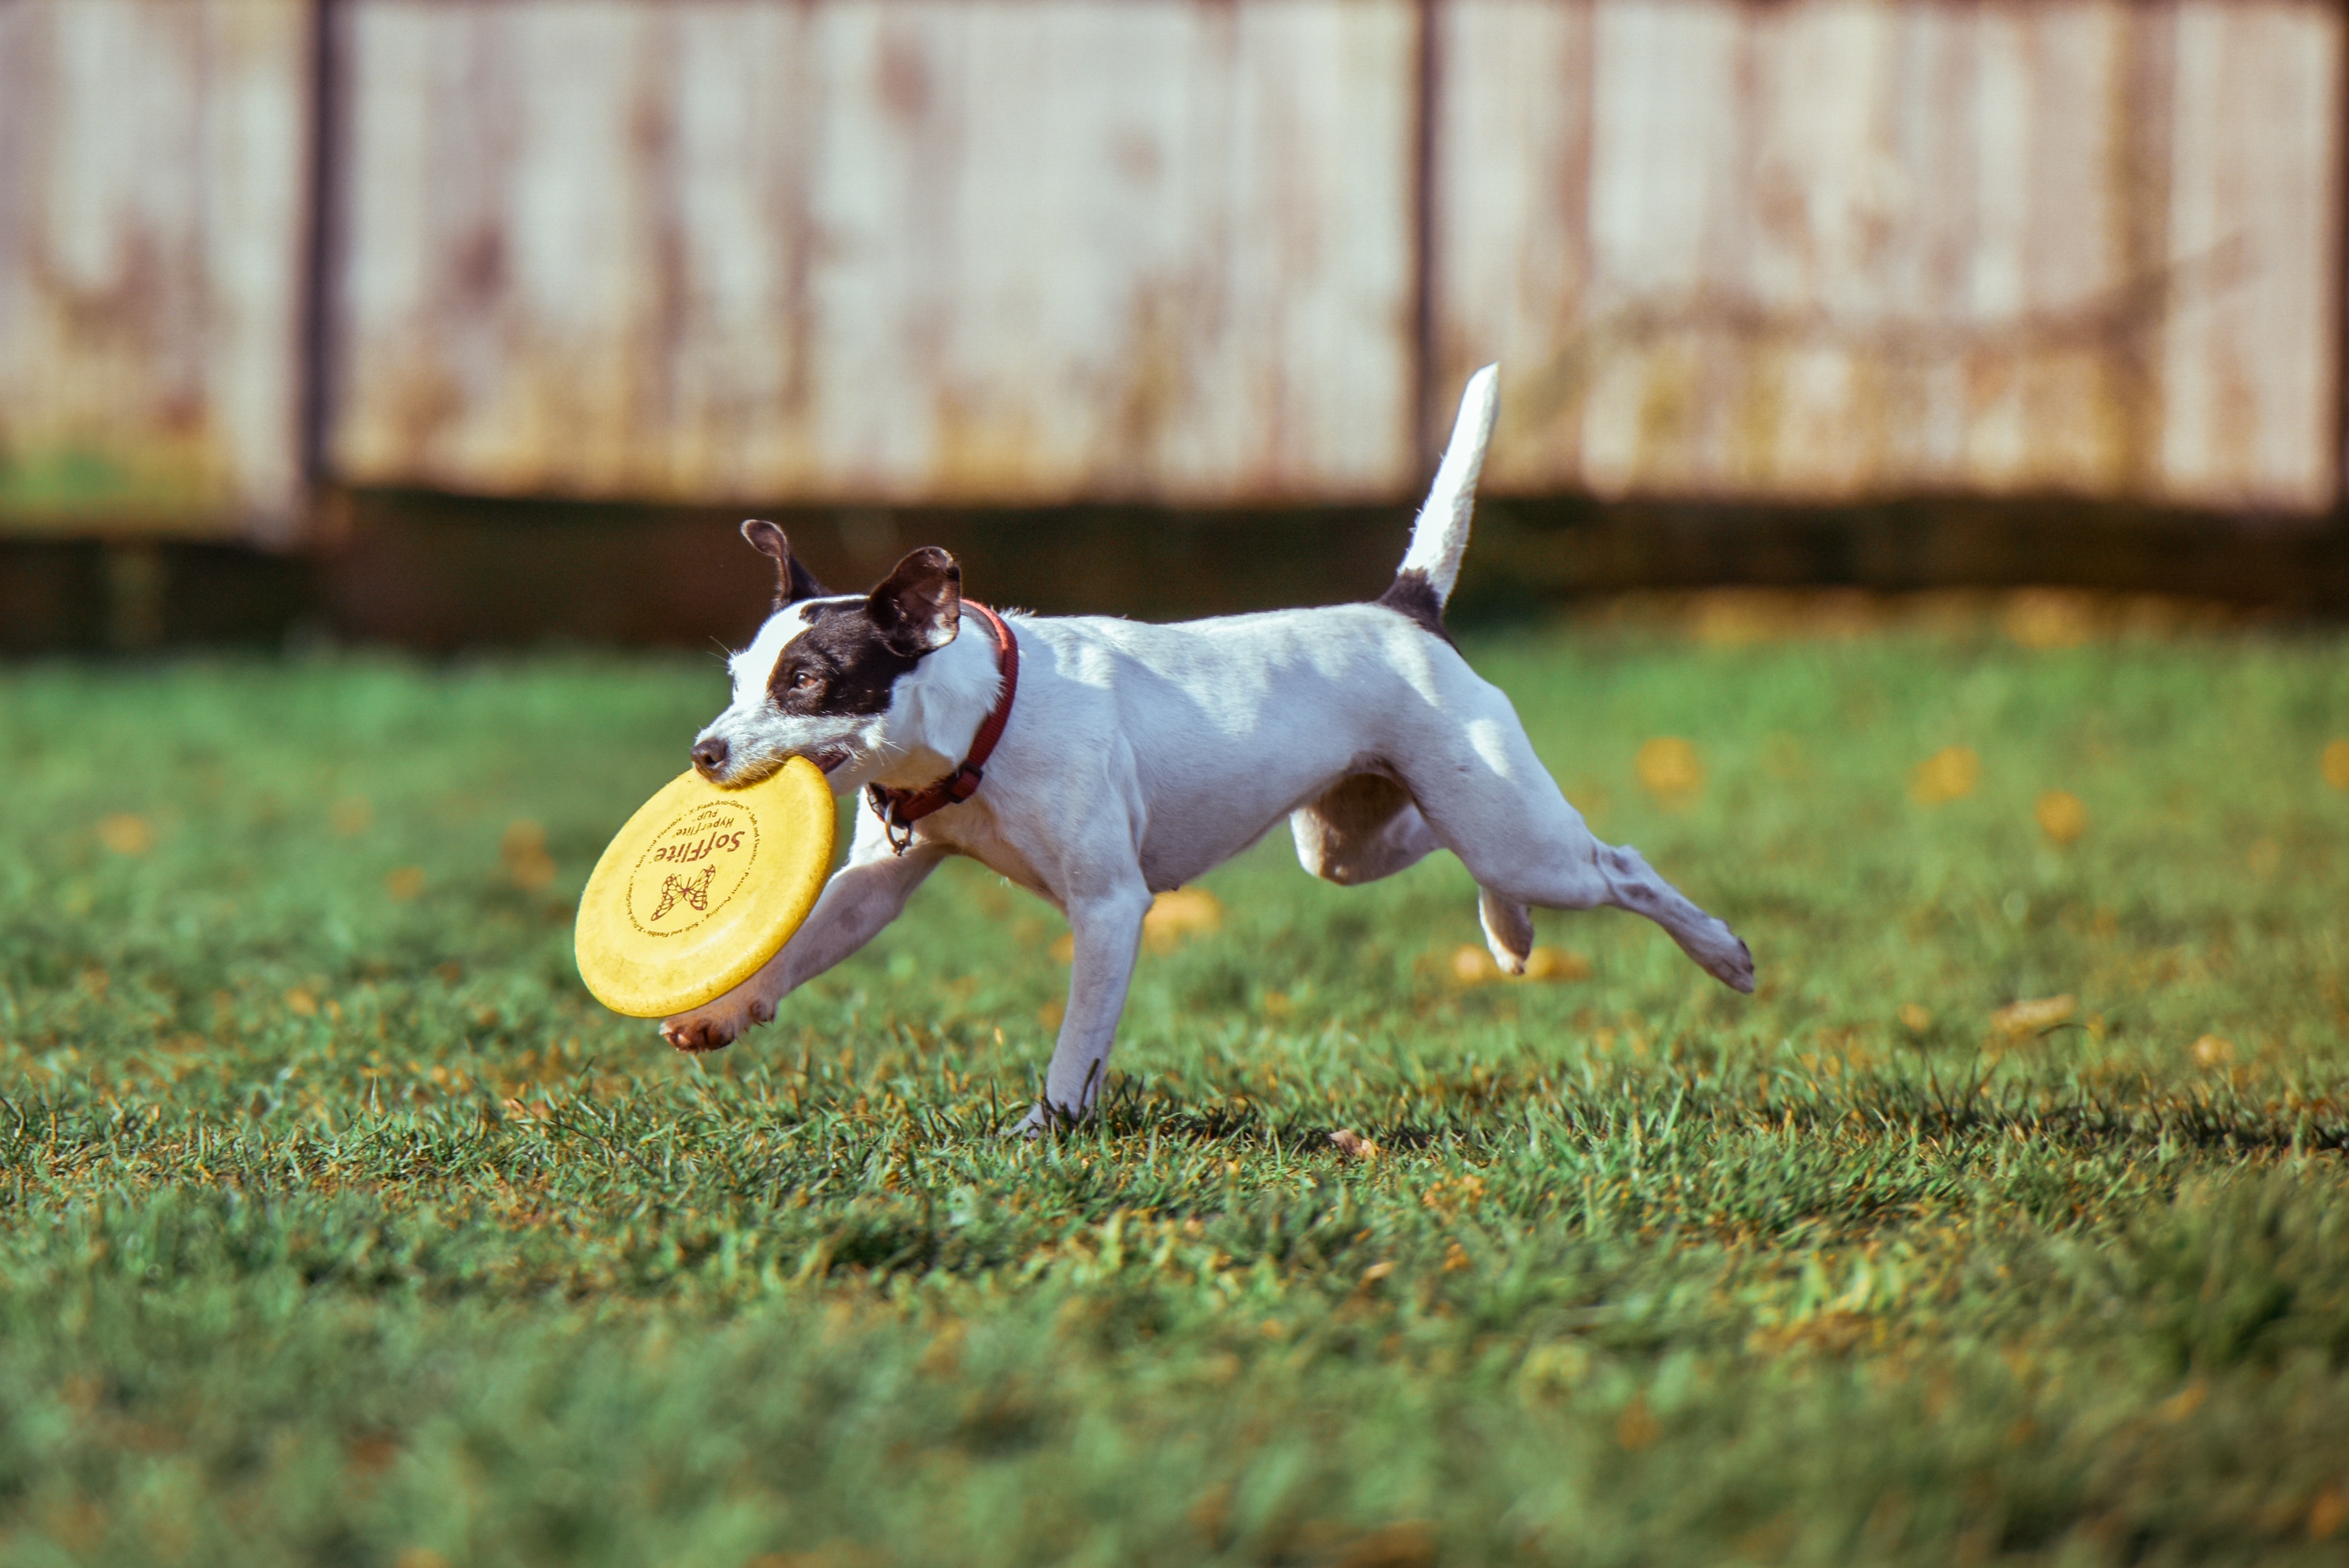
574 757 836 1018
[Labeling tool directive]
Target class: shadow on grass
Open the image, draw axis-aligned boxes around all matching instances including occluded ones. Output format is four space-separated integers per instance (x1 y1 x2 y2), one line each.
1066 1057 2349 1165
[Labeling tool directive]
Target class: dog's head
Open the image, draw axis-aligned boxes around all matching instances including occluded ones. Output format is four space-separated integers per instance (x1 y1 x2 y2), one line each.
690 519 963 790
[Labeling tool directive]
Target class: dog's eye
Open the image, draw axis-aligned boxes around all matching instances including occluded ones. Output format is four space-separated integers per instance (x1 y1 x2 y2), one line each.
790 669 822 693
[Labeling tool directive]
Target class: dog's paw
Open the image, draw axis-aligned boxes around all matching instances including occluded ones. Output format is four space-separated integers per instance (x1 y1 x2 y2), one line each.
1706 931 1757 994
1004 1098 1086 1139
659 993 775 1054
660 1014 735 1053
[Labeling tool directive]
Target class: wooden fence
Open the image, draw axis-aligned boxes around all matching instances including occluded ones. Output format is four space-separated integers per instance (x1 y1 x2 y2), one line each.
327 0 1421 506
1 0 2340 542
0 0 313 541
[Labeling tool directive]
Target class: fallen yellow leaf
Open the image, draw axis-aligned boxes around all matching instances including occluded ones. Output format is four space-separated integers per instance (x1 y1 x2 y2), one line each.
1899 1003 1933 1032
2155 1380 2207 1423
1048 931 1074 964
1330 1129 1380 1161
2035 790 2085 845
1521 947 1592 982
285 987 318 1018
1449 944 1587 985
501 819 557 891
2323 739 2349 791
97 813 154 856
1635 737 1704 800
1991 994 2075 1039
1614 1397 1661 1451
2191 1034 2234 1068
1910 747 1980 805
1143 886 1223 952
1451 944 1500 984
385 866 426 901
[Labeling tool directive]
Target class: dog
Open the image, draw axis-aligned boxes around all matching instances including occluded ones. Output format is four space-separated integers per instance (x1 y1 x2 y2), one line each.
663 367 1754 1129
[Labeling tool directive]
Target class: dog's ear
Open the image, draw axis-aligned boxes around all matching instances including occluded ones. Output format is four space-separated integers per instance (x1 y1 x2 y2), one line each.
866 547 962 657
741 518 830 608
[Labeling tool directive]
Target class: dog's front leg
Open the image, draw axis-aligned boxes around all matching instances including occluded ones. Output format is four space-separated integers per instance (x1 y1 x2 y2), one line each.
661 825 947 1054
1021 881 1153 1132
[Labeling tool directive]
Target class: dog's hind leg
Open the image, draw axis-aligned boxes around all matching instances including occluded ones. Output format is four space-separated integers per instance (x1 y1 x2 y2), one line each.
1480 828 1750 992
1297 772 1536 976
1402 708 1755 993
1295 773 1533 972
1583 841 1753 989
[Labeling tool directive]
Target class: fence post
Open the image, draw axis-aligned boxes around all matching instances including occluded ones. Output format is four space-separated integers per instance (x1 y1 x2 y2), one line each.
298 0 346 540
2335 0 2349 533
1411 0 1441 481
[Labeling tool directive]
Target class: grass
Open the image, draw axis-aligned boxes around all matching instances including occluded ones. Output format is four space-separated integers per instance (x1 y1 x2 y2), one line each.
3 610 2349 1566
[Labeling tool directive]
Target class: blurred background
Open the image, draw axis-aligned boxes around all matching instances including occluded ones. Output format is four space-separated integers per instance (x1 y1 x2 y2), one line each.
2 0 2345 650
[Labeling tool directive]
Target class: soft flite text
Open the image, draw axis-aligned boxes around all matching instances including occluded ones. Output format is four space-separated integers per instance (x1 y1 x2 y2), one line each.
650 830 746 865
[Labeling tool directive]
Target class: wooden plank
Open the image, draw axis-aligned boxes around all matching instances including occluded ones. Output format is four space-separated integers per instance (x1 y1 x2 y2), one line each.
1434 0 2344 512
0 0 313 539
2159 1 2343 509
327 0 1421 506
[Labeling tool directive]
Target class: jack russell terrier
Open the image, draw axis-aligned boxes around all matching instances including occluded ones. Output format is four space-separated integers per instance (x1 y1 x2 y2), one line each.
664 368 1755 1129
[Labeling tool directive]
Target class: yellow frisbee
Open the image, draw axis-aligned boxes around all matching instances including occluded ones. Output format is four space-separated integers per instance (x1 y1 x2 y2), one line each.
574 757 837 1018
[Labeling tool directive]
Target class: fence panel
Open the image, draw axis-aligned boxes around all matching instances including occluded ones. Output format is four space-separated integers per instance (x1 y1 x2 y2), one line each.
1434 0 2343 512
326 0 1422 506
0 0 313 541
2 0 2337 527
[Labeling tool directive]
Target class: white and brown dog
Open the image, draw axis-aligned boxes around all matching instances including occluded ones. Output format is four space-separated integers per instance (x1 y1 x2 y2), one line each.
665 368 1754 1129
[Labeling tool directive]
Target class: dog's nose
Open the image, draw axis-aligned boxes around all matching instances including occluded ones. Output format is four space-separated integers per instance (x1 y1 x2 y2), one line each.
691 737 729 777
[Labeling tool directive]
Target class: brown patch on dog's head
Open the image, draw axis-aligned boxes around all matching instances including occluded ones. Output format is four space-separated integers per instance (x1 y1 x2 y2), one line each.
759 546 965 721
741 519 831 608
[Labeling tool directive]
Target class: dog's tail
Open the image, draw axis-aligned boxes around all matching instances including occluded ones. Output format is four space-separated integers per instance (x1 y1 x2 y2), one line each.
1385 365 1499 625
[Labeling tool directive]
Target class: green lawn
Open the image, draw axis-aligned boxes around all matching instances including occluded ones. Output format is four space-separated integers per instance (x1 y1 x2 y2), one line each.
4 615 2349 1566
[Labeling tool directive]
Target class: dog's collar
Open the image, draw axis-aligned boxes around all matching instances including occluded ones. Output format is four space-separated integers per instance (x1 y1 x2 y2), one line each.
866 601 1019 855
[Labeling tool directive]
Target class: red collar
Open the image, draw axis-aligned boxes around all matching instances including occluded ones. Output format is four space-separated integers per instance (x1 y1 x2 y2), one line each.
866 601 1019 854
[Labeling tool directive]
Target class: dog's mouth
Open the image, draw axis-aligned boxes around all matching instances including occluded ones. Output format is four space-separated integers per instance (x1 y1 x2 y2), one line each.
805 745 853 775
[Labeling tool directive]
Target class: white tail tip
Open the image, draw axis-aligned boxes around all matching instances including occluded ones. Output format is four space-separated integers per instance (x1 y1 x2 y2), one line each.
1398 364 1500 603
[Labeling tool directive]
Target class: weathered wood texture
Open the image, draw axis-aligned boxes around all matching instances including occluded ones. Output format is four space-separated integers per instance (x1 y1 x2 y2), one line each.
4 0 2343 528
1434 0 2343 511
0 0 313 539
326 0 1421 505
